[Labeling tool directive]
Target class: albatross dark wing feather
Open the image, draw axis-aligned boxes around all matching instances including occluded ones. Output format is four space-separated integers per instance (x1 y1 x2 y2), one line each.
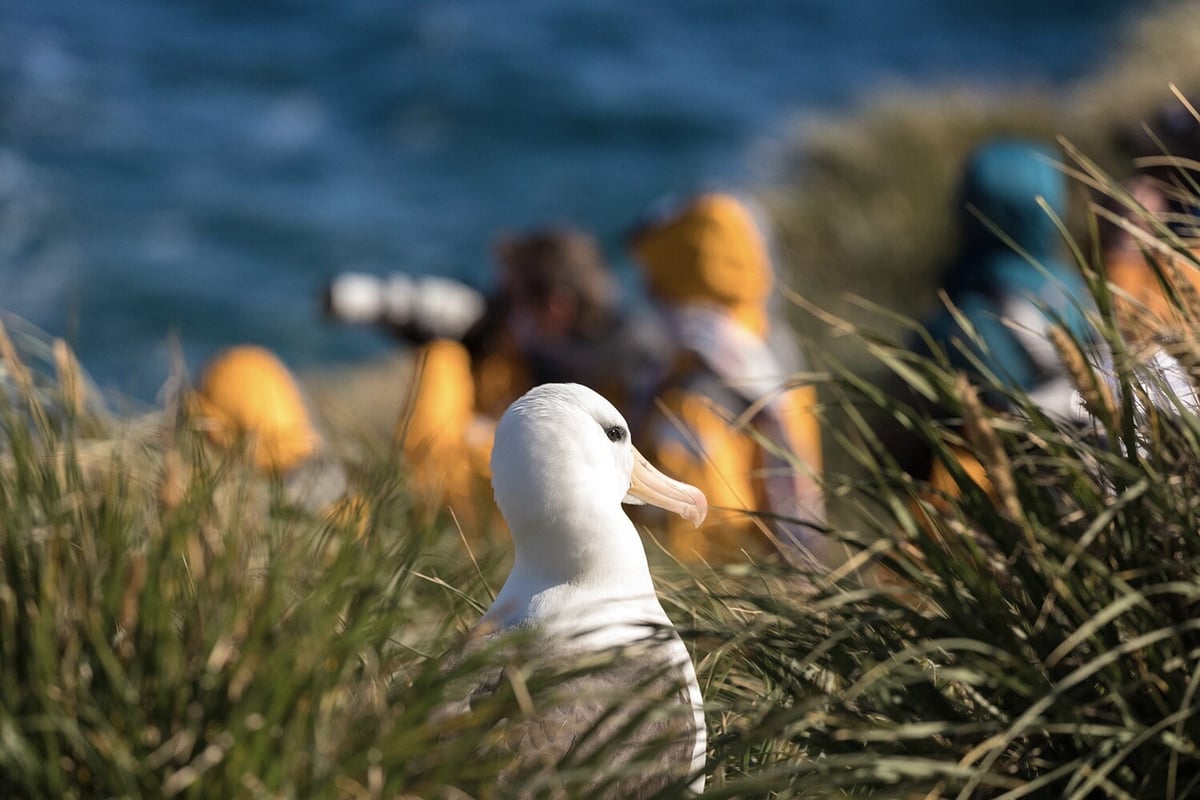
439 629 702 799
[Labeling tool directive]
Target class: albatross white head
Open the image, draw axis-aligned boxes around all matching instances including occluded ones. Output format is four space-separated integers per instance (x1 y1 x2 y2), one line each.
483 383 707 644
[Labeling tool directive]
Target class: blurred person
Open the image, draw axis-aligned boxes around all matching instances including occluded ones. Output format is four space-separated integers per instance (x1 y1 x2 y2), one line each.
1116 97 1200 240
921 139 1092 416
1080 174 1200 424
627 191 827 566
1100 175 1200 342
381 227 672 524
190 344 349 516
910 139 1093 498
1073 103 1200 429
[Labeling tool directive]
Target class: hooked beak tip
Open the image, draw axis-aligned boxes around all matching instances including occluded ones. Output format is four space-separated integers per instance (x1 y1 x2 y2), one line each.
627 446 709 529
683 491 708 529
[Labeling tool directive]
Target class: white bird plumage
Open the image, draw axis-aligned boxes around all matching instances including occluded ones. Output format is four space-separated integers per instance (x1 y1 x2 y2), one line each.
474 382 709 795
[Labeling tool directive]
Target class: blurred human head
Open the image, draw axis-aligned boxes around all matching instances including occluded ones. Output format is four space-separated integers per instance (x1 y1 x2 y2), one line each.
1118 98 1200 178
1114 100 1200 241
1097 175 1171 256
956 139 1067 260
190 345 321 474
495 226 615 343
627 192 773 336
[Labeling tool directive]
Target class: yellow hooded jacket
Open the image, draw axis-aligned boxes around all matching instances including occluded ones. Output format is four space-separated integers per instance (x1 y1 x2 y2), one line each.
630 193 824 563
190 345 352 520
192 345 321 474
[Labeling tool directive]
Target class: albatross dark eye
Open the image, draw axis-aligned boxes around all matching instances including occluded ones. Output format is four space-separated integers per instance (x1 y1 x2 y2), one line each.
604 425 626 443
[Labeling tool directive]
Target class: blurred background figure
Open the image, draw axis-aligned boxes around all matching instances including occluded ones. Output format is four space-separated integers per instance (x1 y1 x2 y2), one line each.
921 139 1092 417
1098 175 1195 341
909 138 1093 495
1102 102 1200 342
334 227 671 524
495 230 672 417
190 345 348 515
628 192 826 566
1116 98 1200 241
1089 130 1200 415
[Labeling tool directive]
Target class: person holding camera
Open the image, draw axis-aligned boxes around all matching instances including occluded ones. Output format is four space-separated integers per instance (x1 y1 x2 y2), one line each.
326 227 671 527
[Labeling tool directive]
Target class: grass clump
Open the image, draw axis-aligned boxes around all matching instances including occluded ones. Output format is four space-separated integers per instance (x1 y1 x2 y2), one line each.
0 319 721 799
0 321 534 798
695 370 1200 796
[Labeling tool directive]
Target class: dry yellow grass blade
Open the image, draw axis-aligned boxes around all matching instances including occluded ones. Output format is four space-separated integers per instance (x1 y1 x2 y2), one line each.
1048 325 1114 428
955 374 1028 544
52 338 84 417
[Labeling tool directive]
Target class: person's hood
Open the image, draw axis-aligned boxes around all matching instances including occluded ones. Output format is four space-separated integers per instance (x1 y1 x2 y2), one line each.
628 192 773 336
190 345 321 474
955 140 1067 265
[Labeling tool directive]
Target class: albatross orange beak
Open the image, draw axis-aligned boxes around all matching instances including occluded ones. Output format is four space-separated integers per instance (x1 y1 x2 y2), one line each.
625 447 708 528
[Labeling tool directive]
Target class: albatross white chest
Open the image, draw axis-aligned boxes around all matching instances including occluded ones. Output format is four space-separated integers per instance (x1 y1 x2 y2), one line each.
475 382 709 796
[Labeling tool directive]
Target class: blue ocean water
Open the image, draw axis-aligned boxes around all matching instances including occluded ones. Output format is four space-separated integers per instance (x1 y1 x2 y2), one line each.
0 0 1141 399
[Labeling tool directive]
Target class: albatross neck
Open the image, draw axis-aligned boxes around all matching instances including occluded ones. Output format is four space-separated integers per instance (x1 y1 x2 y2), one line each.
485 503 669 635
513 507 656 593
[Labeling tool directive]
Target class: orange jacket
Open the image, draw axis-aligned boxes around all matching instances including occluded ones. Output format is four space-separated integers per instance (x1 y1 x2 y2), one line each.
628 192 826 564
397 336 528 527
636 353 823 564
1106 245 1200 341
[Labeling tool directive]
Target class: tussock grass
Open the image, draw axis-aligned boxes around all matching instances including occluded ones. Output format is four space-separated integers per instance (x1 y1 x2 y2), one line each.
689 346 1200 795
8 155 1200 795
0 326 525 798
0 319 722 798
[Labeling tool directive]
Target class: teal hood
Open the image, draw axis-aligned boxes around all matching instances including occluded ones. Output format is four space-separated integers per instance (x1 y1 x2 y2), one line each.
922 139 1091 403
953 139 1066 273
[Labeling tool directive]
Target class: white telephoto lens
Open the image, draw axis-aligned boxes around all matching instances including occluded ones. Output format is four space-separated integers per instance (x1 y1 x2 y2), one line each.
328 273 386 323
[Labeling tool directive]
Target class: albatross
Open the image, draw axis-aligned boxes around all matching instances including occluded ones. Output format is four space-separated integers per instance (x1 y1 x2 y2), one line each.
455 382 709 796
